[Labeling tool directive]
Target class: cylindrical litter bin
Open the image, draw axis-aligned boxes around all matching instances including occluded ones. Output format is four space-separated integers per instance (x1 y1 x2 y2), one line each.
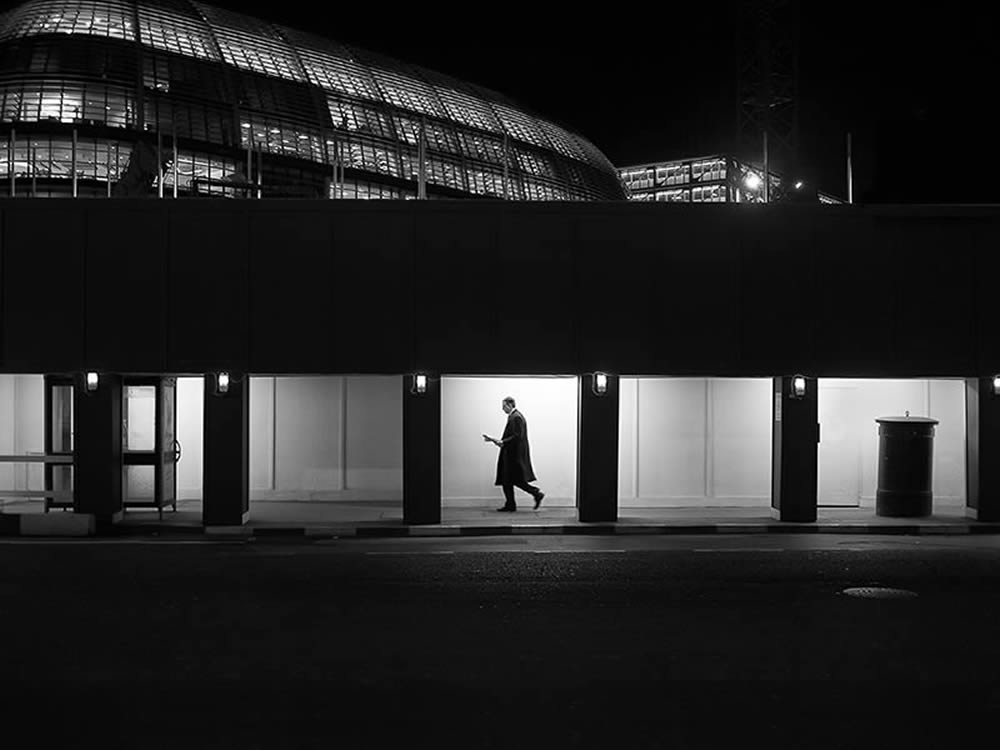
874 416 939 517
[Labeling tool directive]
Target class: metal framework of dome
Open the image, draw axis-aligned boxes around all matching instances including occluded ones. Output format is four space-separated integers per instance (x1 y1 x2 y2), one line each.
0 0 625 200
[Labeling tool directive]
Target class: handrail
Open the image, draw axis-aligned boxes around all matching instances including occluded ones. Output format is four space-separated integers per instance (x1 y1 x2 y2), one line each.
0 454 75 506
0 490 73 499
0 455 73 464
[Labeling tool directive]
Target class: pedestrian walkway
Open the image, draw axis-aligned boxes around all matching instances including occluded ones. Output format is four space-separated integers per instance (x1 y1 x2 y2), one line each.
105 498 1000 538
4 498 996 538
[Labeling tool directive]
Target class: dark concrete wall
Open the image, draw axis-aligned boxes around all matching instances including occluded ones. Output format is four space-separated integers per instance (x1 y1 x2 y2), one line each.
1 199 997 377
771 376 820 522
966 377 1000 521
202 372 250 526
578 373 619 522
402 374 441 524
72 371 123 519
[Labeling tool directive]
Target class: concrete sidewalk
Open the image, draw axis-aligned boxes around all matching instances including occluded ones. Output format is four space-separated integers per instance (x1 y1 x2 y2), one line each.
3 498 998 538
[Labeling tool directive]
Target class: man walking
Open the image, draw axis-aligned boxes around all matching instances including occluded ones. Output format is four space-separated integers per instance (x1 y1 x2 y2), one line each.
483 396 544 512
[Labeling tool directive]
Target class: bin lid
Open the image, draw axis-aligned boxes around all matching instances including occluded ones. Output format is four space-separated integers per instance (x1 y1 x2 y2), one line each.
875 416 939 425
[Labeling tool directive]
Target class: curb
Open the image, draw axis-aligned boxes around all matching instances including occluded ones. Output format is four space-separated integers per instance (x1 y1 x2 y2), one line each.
299 522 1000 539
4 513 97 537
3 512 1000 540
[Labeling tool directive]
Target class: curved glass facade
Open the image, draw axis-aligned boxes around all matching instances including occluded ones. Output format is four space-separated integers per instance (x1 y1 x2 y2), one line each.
0 0 625 200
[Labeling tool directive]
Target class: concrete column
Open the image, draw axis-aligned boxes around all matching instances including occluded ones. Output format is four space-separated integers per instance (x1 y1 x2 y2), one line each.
203 373 249 526
771 375 818 522
73 372 123 523
403 374 440 524
578 373 619 523
966 378 1000 521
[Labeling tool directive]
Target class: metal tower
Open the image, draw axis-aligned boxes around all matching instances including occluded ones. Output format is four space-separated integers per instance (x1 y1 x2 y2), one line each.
736 0 800 177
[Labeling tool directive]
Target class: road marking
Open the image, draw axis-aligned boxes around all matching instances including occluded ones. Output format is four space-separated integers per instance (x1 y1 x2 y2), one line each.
533 550 626 554
363 550 629 555
692 548 785 553
0 539 243 545
365 551 455 555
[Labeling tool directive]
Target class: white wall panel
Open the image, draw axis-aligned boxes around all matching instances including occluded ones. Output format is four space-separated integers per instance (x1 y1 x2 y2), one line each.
249 376 275 491
818 379 965 507
711 379 772 499
619 377 962 510
14 375 44 491
619 378 771 507
931 379 965 502
637 379 708 501
617 377 638 500
441 377 577 506
250 375 401 500
275 376 343 491
817 381 861 506
344 376 402 490
176 377 203 499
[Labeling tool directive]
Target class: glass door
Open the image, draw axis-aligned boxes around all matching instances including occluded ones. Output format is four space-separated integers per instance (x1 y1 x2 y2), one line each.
43 375 74 511
158 377 177 512
123 377 178 519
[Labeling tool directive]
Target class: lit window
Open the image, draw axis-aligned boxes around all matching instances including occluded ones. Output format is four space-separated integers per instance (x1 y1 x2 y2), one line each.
328 97 392 138
433 85 502 133
390 114 460 156
456 131 505 164
0 0 136 42
283 32 381 100
491 102 549 149
368 67 444 119
137 4 218 60
538 120 587 163
193 2 305 81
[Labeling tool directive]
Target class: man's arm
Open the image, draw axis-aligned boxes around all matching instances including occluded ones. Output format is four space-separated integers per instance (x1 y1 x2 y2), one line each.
498 415 524 445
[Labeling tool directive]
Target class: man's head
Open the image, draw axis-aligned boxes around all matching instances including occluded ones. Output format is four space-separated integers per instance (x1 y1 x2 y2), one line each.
502 396 516 414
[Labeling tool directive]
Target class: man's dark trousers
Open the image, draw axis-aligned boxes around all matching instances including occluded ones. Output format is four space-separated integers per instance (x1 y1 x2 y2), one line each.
502 480 541 509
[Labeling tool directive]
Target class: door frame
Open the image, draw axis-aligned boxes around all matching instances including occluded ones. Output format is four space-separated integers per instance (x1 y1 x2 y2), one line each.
122 376 177 519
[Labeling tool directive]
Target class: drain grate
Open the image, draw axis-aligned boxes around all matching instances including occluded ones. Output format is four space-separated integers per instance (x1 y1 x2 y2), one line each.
842 586 918 600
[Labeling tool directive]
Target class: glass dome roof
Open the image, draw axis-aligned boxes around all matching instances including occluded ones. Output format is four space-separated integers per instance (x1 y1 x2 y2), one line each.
0 0 625 200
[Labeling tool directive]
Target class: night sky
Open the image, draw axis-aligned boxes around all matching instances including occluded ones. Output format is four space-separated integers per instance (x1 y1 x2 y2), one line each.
8 0 998 202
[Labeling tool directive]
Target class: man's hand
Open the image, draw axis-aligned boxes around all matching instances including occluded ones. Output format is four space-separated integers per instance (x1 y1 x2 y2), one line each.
482 434 500 446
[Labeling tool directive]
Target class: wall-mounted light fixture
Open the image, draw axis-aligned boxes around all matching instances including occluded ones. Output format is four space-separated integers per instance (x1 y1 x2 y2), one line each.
593 371 608 396
791 374 807 399
993 375 1000 396
412 373 427 394
85 371 99 393
744 173 762 191
215 371 230 395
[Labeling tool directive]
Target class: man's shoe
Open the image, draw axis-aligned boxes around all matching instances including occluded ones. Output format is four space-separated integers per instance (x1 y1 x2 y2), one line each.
534 492 545 510
496 506 516 512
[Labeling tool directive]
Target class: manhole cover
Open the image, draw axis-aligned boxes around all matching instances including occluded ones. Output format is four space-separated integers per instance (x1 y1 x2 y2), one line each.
841 586 918 600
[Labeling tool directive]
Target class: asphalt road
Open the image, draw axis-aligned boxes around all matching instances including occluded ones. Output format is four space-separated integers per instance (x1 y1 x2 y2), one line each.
3 534 1000 748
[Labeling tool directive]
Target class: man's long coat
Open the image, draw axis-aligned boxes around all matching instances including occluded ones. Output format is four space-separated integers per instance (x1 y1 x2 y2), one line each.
494 409 536 485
